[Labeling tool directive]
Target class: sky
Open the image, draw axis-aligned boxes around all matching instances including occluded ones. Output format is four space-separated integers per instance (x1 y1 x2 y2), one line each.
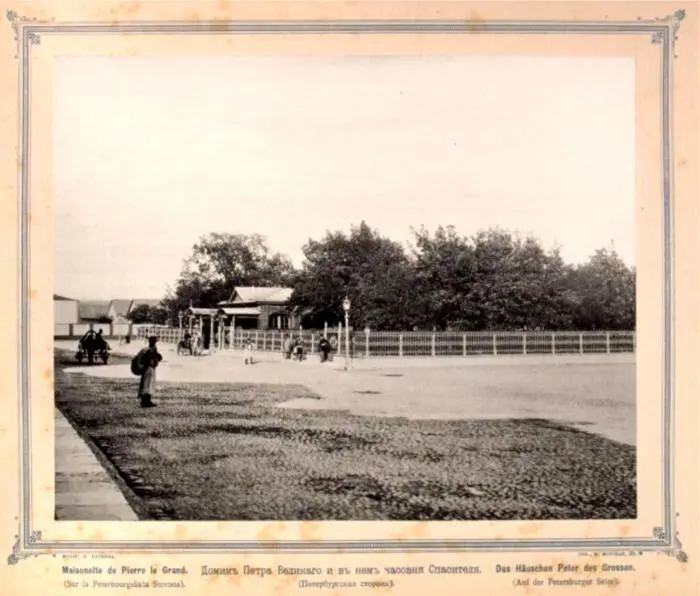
53 55 635 301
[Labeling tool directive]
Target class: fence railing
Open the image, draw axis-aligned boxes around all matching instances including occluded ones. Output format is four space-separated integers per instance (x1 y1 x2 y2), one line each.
134 326 635 357
54 322 132 338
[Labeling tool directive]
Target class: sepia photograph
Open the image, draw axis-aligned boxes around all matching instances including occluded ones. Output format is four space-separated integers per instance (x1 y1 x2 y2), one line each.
53 53 637 523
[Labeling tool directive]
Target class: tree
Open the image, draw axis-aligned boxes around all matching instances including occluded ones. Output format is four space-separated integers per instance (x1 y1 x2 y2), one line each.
127 304 169 325
410 227 575 331
410 225 478 330
569 247 636 330
289 222 417 330
162 233 296 318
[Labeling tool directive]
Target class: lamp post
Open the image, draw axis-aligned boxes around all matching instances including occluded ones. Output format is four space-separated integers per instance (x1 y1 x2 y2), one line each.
178 311 184 342
342 296 351 371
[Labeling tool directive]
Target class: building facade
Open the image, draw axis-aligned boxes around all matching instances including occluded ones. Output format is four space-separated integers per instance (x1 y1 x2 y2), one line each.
217 286 298 330
53 295 79 326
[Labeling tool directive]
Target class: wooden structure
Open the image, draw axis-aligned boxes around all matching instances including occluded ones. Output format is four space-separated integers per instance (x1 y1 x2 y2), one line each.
216 286 298 331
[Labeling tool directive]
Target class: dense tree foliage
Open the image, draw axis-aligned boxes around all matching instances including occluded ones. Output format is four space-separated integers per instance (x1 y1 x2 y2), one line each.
162 225 636 331
126 304 169 325
288 222 417 330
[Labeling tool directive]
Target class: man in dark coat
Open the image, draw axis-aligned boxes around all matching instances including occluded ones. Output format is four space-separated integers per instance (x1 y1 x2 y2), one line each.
134 336 163 408
319 336 331 363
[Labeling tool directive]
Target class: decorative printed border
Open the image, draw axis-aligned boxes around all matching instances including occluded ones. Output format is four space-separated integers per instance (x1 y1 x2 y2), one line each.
5 9 687 564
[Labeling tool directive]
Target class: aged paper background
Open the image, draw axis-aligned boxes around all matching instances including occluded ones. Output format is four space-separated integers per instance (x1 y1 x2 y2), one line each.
0 1 698 594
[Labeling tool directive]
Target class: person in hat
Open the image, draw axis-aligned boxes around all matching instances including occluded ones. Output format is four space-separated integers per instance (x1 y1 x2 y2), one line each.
134 335 163 408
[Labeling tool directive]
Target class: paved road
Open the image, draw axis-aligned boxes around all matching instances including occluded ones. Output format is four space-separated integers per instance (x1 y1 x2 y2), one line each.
59 343 635 446
55 409 138 521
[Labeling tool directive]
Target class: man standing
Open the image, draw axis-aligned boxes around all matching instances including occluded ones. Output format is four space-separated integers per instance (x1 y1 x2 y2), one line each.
283 334 293 360
319 336 331 363
133 336 163 408
81 329 97 364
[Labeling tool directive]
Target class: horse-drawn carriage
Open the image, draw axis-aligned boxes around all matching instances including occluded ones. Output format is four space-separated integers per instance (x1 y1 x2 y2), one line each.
75 331 110 364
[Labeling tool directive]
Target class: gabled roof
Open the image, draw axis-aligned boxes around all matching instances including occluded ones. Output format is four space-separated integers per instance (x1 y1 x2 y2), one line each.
109 299 132 317
78 300 111 320
228 286 293 304
130 299 162 311
53 294 76 302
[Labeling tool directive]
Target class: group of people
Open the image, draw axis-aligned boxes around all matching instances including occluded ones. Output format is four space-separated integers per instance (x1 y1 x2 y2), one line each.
178 330 203 355
283 334 338 362
128 331 345 410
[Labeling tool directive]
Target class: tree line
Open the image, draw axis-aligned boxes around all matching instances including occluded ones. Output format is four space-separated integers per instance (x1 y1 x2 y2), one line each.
129 222 635 331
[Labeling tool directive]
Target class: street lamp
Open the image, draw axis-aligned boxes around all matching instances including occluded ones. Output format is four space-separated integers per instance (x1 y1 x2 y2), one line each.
342 296 351 371
178 311 184 342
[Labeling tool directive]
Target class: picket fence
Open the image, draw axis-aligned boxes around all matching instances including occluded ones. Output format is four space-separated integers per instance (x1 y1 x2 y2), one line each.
135 326 635 358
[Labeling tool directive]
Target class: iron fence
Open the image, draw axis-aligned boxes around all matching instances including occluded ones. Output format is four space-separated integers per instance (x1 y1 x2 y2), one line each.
134 326 635 357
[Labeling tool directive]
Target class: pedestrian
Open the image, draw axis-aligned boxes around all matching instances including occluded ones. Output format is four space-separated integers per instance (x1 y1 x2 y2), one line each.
329 335 337 361
132 335 163 408
244 339 255 365
293 336 304 361
283 334 293 360
319 336 331 363
95 329 107 351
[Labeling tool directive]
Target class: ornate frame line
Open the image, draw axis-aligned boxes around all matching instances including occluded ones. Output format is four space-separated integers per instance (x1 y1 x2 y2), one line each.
5 10 687 564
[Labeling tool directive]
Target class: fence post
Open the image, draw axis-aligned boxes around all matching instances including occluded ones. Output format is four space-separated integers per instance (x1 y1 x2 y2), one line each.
462 333 467 357
523 333 527 355
606 332 611 354
579 333 583 354
399 334 404 357
492 333 497 356
365 328 370 359
551 333 556 355
431 333 436 357
262 332 267 352
255 331 259 350
311 333 316 355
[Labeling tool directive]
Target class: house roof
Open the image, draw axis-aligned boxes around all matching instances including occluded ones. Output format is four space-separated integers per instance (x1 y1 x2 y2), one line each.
187 307 218 316
110 299 133 318
130 299 162 311
53 294 76 302
218 307 261 316
228 286 293 304
78 300 111 320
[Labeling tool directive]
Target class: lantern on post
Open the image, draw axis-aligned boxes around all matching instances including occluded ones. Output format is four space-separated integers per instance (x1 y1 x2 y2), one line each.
342 296 351 371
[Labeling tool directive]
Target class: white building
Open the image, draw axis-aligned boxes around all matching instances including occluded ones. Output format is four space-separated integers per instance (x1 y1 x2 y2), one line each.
53 294 79 336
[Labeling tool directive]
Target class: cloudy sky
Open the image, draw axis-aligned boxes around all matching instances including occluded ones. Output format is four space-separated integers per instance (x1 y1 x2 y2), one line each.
53 55 635 301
